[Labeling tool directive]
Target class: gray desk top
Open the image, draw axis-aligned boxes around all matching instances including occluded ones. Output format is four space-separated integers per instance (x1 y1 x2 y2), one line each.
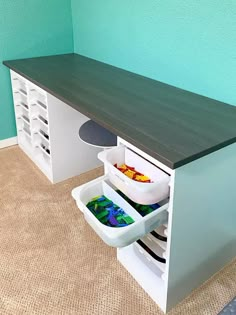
3 53 236 169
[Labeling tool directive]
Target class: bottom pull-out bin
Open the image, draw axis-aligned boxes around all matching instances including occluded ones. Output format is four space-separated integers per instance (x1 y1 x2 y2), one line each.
72 176 169 247
133 240 166 276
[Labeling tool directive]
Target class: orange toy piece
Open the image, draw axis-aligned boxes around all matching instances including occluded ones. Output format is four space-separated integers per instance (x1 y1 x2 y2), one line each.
135 175 151 183
119 164 128 171
125 164 136 170
114 163 151 183
124 169 136 179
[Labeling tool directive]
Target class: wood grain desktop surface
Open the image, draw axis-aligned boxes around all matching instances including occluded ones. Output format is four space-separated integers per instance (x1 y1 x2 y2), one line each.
4 53 236 169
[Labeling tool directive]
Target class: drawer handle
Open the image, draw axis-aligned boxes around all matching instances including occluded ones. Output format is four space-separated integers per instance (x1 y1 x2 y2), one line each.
137 239 166 263
150 230 167 242
112 172 127 184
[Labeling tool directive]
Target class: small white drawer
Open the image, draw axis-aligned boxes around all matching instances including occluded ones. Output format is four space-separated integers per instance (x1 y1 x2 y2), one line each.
36 140 50 157
72 175 169 247
21 114 30 126
22 125 31 138
13 90 28 105
38 129 49 142
28 82 47 99
12 78 27 96
31 115 49 135
31 101 48 119
133 241 166 276
98 145 170 205
149 226 167 250
140 235 166 259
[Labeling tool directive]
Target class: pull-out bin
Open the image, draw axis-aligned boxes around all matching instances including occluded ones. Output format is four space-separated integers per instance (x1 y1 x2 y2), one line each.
133 240 166 276
98 145 170 204
72 175 169 247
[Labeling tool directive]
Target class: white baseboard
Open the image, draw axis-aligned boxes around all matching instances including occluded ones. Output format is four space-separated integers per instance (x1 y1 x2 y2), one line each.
0 136 18 149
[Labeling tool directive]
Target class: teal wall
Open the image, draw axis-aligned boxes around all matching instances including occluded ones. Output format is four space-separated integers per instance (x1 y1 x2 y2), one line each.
0 0 74 141
2 1 236 141
71 1 236 106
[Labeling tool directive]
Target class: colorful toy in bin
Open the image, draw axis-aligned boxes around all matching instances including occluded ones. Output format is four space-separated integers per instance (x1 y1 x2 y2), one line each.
86 195 134 227
114 163 151 183
117 190 160 217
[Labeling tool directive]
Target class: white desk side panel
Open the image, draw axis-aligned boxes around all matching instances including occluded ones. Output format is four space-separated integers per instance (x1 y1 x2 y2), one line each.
166 143 236 311
47 93 102 183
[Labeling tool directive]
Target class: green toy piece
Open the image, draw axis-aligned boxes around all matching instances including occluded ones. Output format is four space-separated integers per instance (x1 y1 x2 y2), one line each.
116 190 160 216
86 194 134 228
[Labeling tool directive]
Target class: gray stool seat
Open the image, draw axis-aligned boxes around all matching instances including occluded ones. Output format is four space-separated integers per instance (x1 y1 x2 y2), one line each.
218 297 236 314
79 120 117 148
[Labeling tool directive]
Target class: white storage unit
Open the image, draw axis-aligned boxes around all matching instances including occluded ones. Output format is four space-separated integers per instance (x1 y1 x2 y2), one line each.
72 136 236 313
72 137 172 311
10 71 102 183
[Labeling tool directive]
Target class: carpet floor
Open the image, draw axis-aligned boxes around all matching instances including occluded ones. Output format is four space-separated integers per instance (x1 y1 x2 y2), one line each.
0 146 235 315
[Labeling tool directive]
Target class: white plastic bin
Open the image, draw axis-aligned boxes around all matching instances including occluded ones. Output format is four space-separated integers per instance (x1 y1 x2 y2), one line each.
133 240 166 276
140 235 166 259
98 145 170 204
72 175 169 247
149 225 167 250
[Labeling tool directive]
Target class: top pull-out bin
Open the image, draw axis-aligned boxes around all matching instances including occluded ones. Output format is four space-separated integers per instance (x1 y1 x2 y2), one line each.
98 146 170 205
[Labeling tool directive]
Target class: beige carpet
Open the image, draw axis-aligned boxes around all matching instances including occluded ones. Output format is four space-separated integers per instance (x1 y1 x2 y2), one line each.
0 146 235 315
